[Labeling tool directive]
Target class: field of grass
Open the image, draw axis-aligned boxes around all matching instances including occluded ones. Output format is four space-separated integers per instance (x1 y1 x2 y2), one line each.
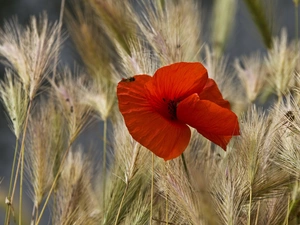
1 0 300 224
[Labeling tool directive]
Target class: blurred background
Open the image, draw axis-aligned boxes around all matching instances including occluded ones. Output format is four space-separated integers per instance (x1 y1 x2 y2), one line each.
0 0 298 222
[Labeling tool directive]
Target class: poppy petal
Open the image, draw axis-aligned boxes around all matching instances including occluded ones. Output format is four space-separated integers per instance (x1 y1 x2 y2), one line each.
199 78 230 109
117 75 191 160
177 94 240 150
117 75 152 111
145 62 208 103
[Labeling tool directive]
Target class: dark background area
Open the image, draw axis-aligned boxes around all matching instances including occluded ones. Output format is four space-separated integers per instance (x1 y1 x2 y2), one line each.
0 0 298 223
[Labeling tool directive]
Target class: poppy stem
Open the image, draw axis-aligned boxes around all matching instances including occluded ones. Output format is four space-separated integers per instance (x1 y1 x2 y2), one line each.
150 153 154 225
165 162 169 225
181 153 190 181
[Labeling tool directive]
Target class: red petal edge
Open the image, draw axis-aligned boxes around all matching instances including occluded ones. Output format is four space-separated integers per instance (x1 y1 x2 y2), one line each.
199 78 230 109
177 93 240 150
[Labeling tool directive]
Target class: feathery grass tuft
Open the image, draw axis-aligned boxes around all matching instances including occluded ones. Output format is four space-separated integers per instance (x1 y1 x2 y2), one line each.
102 121 153 225
235 52 267 103
0 13 61 99
132 0 203 64
0 70 29 138
53 149 100 225
24 96 68 221
265 30 299 99
51 68 92 143
66 1 120 121
88 0 135 56
156 158 218 225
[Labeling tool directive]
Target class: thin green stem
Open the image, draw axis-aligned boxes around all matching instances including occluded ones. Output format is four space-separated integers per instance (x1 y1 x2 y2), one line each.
102 119 107 211
181 153 190 181
284 195 291 225
165 162 168 225
30 204 37 225
4 140 19 225
156 0 165 14
34 1 65 222
247 186 252 225
285 181 300 223
165 194 168 225
19 148 24 225
243 0 273 49
254 201 260 225
295 3 299 50
52 0 65 79
150 153 154 225
18 99 33 225
35 142 72 225
114 182 129 225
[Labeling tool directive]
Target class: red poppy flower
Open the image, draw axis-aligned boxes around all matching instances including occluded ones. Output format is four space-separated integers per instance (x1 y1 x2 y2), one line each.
117 62 240 160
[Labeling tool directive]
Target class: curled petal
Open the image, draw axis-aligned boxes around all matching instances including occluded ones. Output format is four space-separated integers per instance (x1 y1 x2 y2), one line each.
117 75 191 160
199 78 230 109
177 94 240 149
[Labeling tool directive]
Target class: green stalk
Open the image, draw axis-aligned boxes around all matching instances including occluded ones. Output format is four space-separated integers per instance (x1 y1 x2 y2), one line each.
35 142 72 225
243 0 273 49
102 119 107 211
284 195 291 225
4 140 19 225
150 153 154 225
30 204 37 225
165 194 168 225
254 201 260 225
114 182 129 225
285 181 300 223
156 0 165 13
34 0 65 221
295 1 299 50
165 162 168 225
247 186 253 225
53 0 65 79
181 153 190 181
18 99 33 225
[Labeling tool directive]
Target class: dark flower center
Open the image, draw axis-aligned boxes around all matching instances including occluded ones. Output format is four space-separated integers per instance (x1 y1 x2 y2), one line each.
163 98 177 120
